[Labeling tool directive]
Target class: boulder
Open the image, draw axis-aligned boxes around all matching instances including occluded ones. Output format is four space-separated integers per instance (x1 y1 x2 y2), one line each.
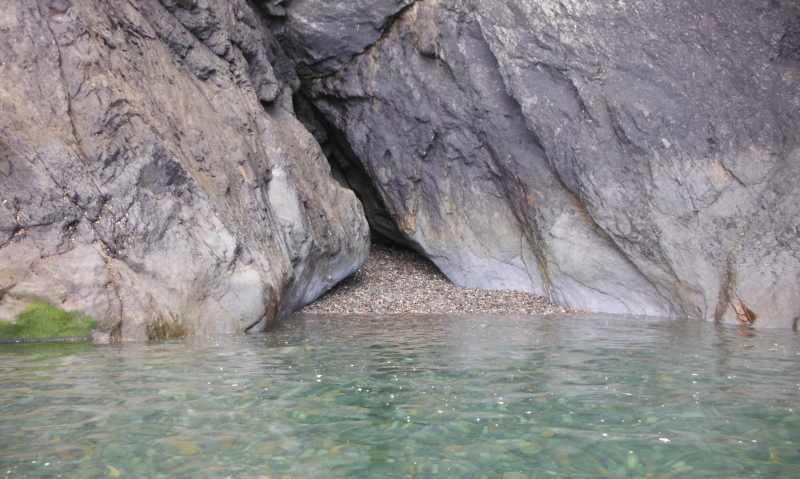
272 0 800 327
0 0 369 340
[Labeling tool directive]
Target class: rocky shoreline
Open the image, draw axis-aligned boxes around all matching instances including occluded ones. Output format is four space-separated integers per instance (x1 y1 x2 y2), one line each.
3 0 796 335
297 242 579 316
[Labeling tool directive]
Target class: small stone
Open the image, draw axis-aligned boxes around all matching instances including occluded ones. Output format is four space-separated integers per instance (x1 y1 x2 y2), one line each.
516 441 542 455
172 441 199 455
626 452 639 469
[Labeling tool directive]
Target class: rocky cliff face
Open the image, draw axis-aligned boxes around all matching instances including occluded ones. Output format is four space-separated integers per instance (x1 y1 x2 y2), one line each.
272 0 800 328
0 0 369 340
2 0 798 334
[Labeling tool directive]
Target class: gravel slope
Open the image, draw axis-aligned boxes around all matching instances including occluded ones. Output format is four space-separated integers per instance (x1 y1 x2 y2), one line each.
297 242 579 315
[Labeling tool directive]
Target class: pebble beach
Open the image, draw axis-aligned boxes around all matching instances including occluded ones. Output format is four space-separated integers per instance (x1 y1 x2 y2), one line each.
297 242 579 315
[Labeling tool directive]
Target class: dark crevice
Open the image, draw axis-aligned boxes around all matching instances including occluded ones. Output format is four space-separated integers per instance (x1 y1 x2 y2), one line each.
292 94 410 247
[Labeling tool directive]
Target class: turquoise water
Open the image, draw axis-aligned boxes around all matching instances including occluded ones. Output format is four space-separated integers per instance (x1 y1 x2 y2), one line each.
1 314 798 479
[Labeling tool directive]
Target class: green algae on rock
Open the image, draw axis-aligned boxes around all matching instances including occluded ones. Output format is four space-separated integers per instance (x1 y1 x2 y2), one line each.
0 300 98 341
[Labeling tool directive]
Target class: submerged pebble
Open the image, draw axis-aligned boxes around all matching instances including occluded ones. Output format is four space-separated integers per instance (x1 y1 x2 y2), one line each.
516 442 543 455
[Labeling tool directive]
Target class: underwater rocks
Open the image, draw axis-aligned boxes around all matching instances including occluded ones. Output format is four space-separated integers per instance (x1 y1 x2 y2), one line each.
0 0 369 340
272 0 800 327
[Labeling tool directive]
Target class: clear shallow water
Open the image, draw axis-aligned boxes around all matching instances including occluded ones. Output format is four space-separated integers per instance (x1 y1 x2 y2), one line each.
1 314 798 479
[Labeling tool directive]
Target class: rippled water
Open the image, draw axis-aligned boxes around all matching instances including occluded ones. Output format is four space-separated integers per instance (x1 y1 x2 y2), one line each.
1 314 798 478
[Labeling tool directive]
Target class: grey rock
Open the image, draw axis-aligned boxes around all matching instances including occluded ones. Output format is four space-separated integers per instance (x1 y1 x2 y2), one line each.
269 0 415 78
0 0 369 340
274 0 800 327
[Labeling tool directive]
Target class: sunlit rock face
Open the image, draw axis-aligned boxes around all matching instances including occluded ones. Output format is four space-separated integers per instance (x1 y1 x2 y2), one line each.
271 0 800 327
0 0 369 340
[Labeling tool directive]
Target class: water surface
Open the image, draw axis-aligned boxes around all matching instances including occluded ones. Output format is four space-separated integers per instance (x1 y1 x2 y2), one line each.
1 314 798 478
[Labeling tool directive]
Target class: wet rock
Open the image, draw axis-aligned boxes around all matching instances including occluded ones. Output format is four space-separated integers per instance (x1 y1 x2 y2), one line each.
516 441 543 456
274 0 800 327
0 0 369 339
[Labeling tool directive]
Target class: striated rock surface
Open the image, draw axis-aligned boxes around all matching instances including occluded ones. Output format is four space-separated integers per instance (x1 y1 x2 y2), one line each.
0 0 369 340
273 0 800 327
2 0 798 333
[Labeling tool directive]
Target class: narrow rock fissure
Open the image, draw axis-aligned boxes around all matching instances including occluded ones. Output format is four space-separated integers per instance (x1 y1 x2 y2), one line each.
292 94 407 246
